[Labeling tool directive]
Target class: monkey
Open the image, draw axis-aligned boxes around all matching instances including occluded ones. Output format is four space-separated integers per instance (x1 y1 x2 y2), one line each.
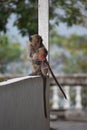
28 34 47 75
32 47 67 100
28 34 67 118
28 35 67 99
28 34 48 118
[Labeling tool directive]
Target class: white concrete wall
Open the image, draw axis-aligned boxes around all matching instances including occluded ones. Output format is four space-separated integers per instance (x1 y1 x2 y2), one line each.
0 76 49 130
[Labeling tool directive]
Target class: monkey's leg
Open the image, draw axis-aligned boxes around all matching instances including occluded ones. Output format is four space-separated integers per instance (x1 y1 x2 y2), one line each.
29 64 41 76
40 73 47 118
45 59 67 99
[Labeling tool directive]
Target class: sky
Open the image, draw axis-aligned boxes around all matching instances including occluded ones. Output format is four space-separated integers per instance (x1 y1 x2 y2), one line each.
6 14 28 46
57 22 87 37
6 14 87 46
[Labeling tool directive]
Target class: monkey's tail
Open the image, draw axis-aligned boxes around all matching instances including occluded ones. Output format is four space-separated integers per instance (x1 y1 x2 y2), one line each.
45 59 67 99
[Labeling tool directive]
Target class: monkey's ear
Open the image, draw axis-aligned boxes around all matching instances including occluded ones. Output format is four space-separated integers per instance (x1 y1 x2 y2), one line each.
29 36 32 42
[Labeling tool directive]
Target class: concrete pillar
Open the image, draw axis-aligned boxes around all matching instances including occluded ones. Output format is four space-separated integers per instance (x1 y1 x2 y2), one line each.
38 0 49 50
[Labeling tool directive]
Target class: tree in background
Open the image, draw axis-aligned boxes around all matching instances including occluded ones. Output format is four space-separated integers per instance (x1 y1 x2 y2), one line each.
0 0 38 36
0 0 87 35
0 35 28 74
50 34 87 74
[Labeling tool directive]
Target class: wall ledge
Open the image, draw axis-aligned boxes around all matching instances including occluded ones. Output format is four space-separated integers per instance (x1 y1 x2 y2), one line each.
0 75 39 86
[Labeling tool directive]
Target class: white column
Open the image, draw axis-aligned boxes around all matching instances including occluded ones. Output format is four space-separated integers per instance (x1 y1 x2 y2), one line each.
38 0 49 50
64 86 70 109
75 86 82 109
51 86 59 110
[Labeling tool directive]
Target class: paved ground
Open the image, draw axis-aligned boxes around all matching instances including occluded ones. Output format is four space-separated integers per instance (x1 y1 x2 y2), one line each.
50 121 87 130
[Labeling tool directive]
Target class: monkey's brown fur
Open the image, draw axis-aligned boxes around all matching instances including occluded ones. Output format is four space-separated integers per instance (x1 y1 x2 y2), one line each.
28 34 47 75
32 47 48 76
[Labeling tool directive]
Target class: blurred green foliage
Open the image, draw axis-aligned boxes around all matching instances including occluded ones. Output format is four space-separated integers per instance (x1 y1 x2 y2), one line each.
50 34 87 73
0 35 22 73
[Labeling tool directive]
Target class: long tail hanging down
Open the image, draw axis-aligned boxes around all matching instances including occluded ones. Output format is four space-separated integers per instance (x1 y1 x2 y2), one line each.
45 59 67 99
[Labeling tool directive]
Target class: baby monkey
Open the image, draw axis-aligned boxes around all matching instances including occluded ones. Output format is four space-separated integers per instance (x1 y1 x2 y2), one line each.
32 47 67 99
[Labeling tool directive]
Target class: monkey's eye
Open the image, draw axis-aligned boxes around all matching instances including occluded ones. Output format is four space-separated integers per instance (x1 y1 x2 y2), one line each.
29 36 32 42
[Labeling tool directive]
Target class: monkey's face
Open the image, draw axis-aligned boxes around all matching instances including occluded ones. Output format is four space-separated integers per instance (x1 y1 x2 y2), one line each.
29 34 42 50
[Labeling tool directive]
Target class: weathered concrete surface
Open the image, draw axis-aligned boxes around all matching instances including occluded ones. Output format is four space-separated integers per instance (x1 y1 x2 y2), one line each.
50 121 87 130
50 109 87 122
0 76 50 130
65 109 87 121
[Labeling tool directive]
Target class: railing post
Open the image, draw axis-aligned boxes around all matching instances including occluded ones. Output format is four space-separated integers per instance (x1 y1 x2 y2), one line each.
64 86 70 109
75 86 82 109
51 86 59 110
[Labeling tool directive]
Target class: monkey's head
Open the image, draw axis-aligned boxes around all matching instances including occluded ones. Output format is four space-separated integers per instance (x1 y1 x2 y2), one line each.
29 34 43 50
